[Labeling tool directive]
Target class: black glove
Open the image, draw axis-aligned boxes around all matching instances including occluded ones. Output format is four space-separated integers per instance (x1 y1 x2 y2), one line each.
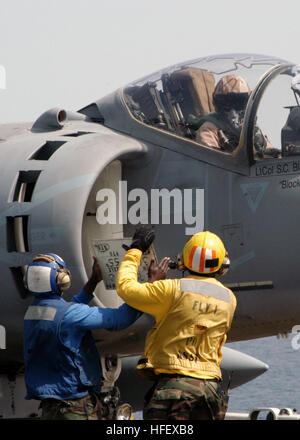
122 226 155 253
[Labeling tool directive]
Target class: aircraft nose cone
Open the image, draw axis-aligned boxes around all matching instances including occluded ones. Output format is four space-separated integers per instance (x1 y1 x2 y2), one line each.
221 346 269 389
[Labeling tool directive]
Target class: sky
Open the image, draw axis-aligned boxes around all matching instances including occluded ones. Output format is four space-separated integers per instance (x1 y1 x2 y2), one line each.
0 0 300 124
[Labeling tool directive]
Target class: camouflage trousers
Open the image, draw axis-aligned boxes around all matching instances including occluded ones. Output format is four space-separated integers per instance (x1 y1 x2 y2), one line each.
39 394 102 420
143 375 228 420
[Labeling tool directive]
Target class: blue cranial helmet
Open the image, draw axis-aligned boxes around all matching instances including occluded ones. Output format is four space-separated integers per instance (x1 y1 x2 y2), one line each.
25 253 71 295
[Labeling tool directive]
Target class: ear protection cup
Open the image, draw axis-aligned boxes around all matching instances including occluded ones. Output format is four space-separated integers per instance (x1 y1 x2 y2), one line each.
25 253 71 294
217 252 230 276
176 253 186 272
56 268 71 291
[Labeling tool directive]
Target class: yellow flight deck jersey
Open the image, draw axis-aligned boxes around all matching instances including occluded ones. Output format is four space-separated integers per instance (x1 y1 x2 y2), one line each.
116 249 236 381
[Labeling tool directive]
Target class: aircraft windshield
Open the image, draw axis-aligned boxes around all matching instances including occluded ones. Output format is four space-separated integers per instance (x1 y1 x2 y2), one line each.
255 66 300 160
123 54 288 156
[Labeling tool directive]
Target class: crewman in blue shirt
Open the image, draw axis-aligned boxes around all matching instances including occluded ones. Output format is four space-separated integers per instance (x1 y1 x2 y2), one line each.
23 253 142 420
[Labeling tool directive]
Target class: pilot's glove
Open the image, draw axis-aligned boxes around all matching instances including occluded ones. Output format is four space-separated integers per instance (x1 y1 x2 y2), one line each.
123 226 155 253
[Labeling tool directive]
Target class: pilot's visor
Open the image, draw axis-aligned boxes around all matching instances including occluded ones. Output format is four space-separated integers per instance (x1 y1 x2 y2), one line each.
214 92 249 111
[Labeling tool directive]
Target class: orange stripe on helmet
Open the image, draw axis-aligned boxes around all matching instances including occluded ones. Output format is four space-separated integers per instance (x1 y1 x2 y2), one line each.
199 247 206 273
189 246 197 269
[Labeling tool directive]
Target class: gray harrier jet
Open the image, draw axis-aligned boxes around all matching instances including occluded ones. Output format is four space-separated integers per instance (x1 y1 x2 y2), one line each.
0 53 299 417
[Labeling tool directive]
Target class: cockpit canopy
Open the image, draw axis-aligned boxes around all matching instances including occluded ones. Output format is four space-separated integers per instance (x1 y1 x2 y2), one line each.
123 54 300 161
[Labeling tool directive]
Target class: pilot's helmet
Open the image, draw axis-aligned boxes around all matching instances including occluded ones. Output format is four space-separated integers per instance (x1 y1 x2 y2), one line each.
213 74 251 112
25 253 71 295
182 231 230 276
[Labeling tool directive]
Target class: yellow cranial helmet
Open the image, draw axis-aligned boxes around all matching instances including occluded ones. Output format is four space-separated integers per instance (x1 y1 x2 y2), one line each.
183 231 226 275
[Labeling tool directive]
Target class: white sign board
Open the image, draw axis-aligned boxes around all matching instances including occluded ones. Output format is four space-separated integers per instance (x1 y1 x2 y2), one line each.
92 238 157 290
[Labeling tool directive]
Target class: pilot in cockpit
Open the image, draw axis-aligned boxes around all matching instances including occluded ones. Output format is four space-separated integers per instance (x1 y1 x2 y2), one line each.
195 74 272 158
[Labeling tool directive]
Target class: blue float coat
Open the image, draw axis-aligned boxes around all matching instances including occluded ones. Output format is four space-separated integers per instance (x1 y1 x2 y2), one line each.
23 289 142 400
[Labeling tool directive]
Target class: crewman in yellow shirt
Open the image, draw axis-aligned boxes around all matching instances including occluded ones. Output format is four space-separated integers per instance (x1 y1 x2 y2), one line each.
116 227 236 420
